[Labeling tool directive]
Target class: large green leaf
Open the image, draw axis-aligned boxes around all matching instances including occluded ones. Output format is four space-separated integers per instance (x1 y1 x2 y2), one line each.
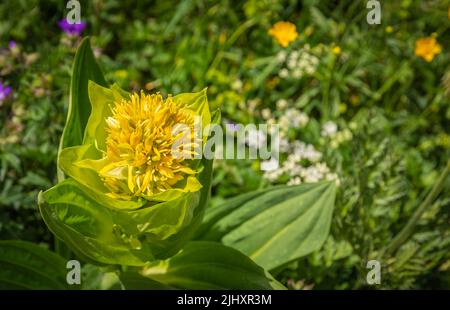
38 157 214 266
120 241 285 290
195 182 337 271
58 37 107 180
0 240 68 289
39 179 194 265
119 271 175 290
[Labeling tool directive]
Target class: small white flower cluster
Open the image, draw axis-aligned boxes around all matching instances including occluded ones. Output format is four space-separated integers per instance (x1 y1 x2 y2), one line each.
320 121 352 148
321 121 338 137
261 99 309 136
287 164 339 185
257 98 338 186
263 140 339 185
277 45 320 79
279 108 309 131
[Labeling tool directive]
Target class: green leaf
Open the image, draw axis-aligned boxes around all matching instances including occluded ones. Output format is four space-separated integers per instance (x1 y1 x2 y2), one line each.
80 264 122 290
121 241 285 290
83 81 115 152
39 179 192 265
119 271 175 290
0 240 68 289
195 182 337 271
58 37 107 179
38 157 214 266
82 82 130 153
145 157 215 260
173 88 211 136
59 144 112 198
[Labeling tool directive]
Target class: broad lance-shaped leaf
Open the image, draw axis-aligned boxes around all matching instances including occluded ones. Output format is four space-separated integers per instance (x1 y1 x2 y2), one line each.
58 37 107 180
0 240 68 289
120 241 285 290
195 182 337 271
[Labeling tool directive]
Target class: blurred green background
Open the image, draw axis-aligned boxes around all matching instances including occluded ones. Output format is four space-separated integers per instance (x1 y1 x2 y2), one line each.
0 0 449 289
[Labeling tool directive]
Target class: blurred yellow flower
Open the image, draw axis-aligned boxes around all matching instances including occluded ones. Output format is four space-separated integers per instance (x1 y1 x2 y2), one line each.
385 26 394 33
332 46 341 55
414 37 442 62
268 21 298 48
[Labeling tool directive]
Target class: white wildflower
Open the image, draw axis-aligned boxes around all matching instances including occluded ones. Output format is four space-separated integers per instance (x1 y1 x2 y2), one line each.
276 99 288 110
279 68 289 78
287 176 302 186
285 108 309 128
263 167 284 182
287 58 297 70
261 157 279 171
290 50 299 61
321 121 338 137
247 99 260 114
279 137 291 153
276 50 287 63
232 79 243 91
305 65 315 75
261 108 272 120
292 69 302 79
291 141 322 162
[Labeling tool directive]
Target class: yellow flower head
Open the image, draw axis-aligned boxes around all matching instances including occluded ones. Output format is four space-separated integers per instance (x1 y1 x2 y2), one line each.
101 92 200 198
268 21 299 48
414 37 442 62
58 82 215 204
332 46 342 55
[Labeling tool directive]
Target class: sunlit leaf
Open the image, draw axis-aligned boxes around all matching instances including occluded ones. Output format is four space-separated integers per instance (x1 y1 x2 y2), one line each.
121 241 285 290
196 182 337 271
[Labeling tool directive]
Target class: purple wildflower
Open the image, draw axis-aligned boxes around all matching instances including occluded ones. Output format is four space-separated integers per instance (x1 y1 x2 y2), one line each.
8 41 17 49
226 122 242 132
58 18 87 36
0 82 12 101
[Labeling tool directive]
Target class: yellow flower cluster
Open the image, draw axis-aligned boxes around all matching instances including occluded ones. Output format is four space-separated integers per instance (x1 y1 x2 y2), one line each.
101 92 199 197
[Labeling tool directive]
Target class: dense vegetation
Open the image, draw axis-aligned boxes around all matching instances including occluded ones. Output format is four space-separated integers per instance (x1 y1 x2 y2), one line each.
0 0 449 289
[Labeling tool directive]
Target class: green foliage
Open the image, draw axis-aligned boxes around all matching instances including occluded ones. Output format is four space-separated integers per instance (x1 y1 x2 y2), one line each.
196 182 336 271
120 241 285 290
0 240 68 289
0 0 449 289
279 109 450 289
39 167 214 265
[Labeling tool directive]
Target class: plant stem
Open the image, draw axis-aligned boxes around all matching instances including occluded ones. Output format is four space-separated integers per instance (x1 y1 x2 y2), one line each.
382 159 450 257
207 18 257 76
